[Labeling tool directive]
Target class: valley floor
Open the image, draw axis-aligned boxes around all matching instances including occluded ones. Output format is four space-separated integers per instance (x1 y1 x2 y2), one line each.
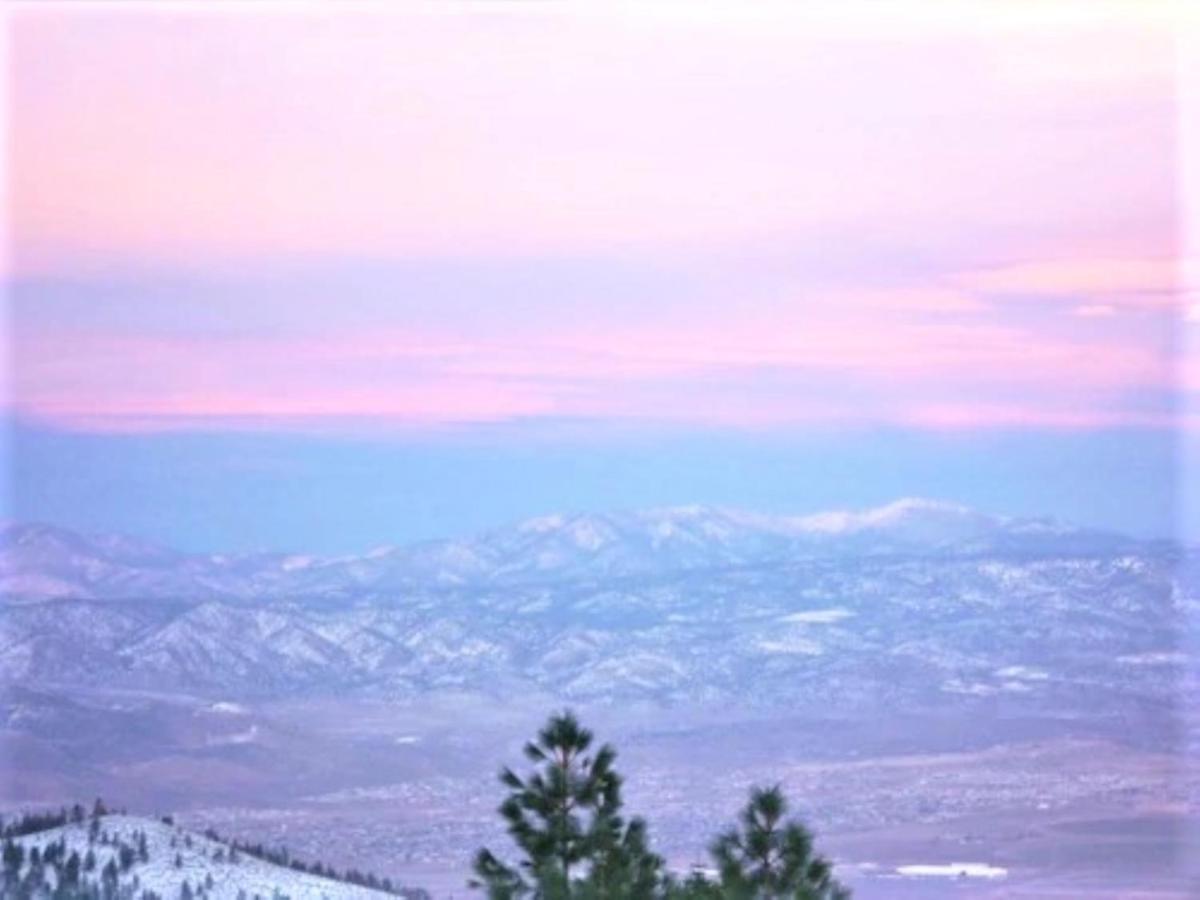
6 692 1193 899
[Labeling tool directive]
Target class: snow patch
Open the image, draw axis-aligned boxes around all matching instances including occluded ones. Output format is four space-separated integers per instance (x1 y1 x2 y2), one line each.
780 608 854 625
518 514 566 534
206 701 248 716
757 636 823 655
794 498 975 535
207 725 258 746
941 680 996 696
895 862 1008 880
994 665 1049 681
1117 651 1185 666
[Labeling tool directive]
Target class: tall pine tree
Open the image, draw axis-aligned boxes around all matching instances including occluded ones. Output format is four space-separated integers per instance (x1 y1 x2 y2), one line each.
472 711 662 899
709 786 849 900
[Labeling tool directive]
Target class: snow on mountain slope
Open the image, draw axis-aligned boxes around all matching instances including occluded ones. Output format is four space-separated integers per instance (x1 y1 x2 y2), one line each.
0 500 1176 711
7 815 404 899
1 500 1132 602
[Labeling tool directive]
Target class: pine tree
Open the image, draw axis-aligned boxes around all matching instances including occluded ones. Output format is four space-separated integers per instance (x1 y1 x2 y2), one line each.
575 814 662 900
64 851 82 886
3 839 24 882
472 710 662 899
709 786 850 900
661 872 725 899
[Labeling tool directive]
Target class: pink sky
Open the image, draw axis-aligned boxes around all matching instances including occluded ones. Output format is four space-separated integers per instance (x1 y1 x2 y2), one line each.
5 1 1190 434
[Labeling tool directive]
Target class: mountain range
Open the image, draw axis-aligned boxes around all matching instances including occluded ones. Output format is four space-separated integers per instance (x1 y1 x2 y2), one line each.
0 499 1186 717
0 499 1146 602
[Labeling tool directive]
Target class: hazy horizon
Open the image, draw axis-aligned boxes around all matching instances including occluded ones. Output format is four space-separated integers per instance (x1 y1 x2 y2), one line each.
5 2 1191 553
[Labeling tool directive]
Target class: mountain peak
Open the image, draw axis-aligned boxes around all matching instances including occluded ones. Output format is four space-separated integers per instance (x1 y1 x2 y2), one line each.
792 497 984 536
1 500 1131 602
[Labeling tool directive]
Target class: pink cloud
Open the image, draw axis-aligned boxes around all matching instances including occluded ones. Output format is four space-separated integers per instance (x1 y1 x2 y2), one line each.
901 404 1177 432
5 5 1183 435
11 303 1176 433
950 257 1188 307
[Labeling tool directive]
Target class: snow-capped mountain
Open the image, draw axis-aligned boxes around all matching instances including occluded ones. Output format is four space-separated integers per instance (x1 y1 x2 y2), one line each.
0 500 1140 602
3 814 416 898
0 501 1184 715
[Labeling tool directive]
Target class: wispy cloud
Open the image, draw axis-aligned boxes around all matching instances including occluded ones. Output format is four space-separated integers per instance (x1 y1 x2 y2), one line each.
10 298 1176 433
5 3 1183 435
10 4 1174 275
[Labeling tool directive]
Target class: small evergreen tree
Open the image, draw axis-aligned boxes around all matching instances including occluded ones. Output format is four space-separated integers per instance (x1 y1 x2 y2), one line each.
2 844 22 878
472 710 662 899
662 871 725 899
64 850 82 886
3 839 24 881
709 786 849 900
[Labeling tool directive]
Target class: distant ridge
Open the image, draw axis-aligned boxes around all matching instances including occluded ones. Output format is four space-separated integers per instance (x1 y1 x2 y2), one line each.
0 500 1135 602
0 499 1177 710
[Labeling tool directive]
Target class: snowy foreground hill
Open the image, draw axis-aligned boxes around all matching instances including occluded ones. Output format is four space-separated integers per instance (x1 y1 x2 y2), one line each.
3 814 413 899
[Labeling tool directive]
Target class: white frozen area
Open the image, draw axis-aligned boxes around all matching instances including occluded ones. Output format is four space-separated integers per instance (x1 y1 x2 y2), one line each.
779 608 854 624
394 735 421 745
206 724 259 746
941 680 998 696
516 514 566 534
207 701 249 715
9 815 395 899
789 497 975 535
757 635 823 655
994 665 1050 681
1117 651 1186 666
895 861 1009 879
